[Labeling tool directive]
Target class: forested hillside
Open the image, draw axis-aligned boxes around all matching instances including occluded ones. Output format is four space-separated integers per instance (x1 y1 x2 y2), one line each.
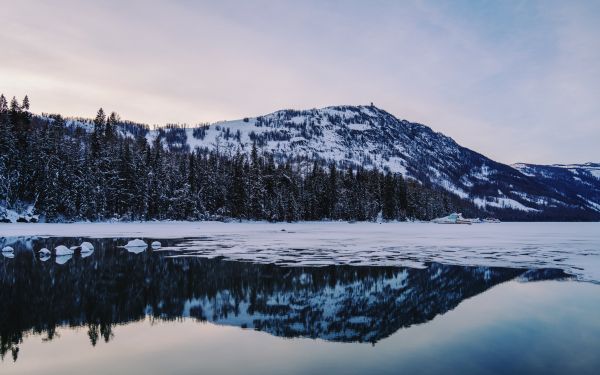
1 95 598 222
0 95 474 222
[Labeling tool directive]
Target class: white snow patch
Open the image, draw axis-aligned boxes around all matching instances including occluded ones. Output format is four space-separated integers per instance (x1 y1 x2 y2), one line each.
39 248 51 255
438 180 469 199
55 254 72 265
578 195 600 212
124 239 147 248
473 197 538 212
55 245 74 256
347 123 370 131
80 242 94 252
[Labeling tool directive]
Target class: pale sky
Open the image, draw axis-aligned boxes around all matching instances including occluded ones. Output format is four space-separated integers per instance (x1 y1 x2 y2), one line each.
1 0 598 164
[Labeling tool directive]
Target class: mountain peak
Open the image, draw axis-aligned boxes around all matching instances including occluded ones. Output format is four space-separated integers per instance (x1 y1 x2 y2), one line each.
33 104 600 219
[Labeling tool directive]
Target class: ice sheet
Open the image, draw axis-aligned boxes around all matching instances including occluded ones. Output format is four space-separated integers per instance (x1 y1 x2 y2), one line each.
1 221 599 282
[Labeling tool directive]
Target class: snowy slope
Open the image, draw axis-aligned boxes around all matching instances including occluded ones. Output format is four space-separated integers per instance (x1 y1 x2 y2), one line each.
138 105 592 214
513 163 600 212
48 105 598 217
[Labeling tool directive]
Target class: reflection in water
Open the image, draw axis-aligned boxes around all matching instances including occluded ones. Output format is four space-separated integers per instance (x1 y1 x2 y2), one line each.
0 237 569 362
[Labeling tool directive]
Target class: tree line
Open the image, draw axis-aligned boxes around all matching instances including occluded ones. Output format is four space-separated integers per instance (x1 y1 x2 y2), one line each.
0 95 474 222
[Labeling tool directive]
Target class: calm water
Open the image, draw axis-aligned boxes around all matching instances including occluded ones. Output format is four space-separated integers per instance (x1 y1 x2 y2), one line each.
1 236 599 374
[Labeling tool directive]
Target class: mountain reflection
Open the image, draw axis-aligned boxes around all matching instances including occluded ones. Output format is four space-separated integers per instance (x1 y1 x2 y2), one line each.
0 237 568 362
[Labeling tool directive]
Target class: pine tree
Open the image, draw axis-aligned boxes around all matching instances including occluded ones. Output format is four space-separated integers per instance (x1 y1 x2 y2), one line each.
21 95 30 111
382 173 396 220
0 95 17 207
91 108 106 158
229 153 246 219
9 97 19 113
105 112 119 142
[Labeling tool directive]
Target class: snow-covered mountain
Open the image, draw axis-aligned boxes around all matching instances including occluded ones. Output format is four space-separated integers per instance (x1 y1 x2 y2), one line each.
119 105 597 217
513 163 600 213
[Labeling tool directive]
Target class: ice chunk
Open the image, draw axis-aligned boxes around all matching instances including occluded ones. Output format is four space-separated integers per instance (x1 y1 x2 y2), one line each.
39 248 51 255
81 249 94 258
126 246 146 254
55 254 72 265
151 241 162 248
55 245 74 256
2 252 14 258
124 239 147 254
2 246 14 253
124 239 147 248
80 242 94 252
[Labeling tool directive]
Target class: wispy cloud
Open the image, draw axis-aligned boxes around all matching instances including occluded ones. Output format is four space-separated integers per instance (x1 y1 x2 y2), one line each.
1 0 598 164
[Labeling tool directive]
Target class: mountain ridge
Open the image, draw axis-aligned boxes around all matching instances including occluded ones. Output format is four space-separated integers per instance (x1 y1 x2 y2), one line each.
121 104 598 216
6 101 599 221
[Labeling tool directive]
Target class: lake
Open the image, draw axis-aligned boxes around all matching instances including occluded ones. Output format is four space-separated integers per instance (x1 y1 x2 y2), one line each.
1 222 599 374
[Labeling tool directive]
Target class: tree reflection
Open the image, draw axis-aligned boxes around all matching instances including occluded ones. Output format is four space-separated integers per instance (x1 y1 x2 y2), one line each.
0 237 569 362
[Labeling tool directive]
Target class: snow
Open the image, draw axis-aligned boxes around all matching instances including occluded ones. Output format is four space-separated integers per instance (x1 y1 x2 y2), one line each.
80 241 94 252
517 162 600 181
124 238 147 253
2 246 14 253
580 196 600 212
55 254 72 265
1 221 600 282
511 191 546 205
347 123 370 131
0 207 20 222
124 239 147 248
55 245 74 256
438 180 469 199
39 248 51 255
0 205 38 223
147 106 411 178
469 165 491 181
473 197 538 212
127 247 145 254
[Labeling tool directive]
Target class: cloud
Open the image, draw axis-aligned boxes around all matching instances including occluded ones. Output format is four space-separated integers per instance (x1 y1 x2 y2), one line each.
0 0 598 164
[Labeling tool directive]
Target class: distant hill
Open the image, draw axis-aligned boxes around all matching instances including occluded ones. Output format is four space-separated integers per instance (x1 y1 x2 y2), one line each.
1 95 599 221
114 105 599 219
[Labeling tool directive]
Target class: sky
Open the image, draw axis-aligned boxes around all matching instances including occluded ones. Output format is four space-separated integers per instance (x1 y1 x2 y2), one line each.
1 0 598 165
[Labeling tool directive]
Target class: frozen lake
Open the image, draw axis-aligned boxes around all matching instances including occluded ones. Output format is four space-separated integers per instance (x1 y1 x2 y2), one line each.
1 222 599 374
2 221 600 282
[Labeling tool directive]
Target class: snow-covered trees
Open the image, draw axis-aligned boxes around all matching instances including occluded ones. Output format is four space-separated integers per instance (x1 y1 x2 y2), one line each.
0 94 477 222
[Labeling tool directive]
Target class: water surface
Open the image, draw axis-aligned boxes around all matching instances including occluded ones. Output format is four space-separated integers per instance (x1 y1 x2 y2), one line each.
0 235 599 374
